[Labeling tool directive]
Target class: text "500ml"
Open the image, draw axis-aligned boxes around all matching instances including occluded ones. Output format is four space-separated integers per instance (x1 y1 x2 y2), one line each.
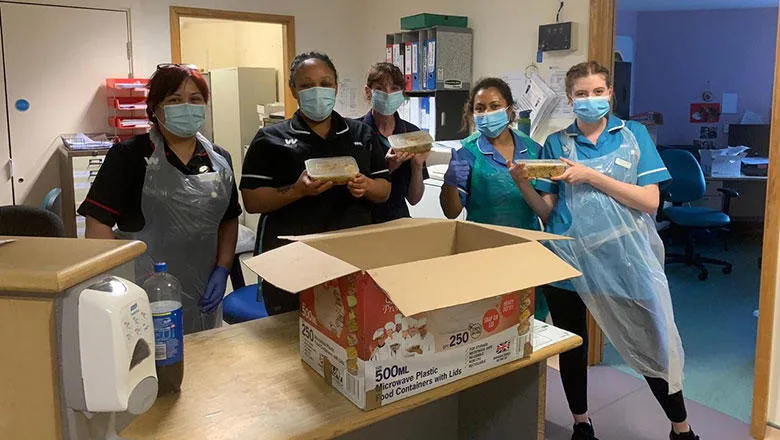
375 365 409 382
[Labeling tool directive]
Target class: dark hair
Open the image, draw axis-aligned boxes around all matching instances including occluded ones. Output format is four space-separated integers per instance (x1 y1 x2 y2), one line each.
565 61 612 98
366 62 405 90
462 77 517 131
146 65 209 121
288 51 338 89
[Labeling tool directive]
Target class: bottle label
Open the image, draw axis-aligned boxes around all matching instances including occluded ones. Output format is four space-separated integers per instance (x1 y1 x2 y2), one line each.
152 307 183 366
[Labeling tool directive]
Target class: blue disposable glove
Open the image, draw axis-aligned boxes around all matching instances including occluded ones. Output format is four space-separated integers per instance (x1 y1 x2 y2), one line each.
200 266 230 313
443 157 471 189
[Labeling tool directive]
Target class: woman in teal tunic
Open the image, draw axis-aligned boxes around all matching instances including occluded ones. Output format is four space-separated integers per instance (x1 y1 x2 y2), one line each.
439 77 549 320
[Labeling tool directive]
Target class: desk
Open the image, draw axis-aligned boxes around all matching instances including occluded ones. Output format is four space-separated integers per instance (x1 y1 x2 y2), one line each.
0 236 145 440
700 175 768 223
122 313 581 440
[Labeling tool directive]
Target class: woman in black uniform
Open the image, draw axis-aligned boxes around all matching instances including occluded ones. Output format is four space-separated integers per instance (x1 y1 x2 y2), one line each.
240 52 391 315
80 64 241 334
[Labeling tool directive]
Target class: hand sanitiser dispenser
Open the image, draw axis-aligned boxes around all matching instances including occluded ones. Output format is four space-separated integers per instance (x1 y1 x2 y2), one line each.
60 275 158 440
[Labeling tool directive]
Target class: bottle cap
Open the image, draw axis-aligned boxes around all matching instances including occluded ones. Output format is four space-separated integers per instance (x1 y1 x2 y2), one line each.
153 262 167 273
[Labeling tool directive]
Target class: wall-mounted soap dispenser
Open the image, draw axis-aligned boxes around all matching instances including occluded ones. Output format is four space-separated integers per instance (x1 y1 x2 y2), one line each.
60 275 158 440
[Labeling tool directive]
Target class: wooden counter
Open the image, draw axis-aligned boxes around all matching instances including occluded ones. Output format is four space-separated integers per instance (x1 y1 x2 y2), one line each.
122 313 581 440
0 236 146 440
0 236 146 294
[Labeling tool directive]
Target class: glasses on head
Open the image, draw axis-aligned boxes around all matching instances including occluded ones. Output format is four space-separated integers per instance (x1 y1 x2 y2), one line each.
156 63 199 71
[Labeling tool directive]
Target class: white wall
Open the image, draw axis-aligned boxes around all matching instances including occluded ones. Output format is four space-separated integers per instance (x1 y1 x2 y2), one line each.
8 0 369 114
362 1 591 140
180 18 285 101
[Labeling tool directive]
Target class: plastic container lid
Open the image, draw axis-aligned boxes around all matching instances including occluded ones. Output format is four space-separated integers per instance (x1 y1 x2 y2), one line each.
387 131 434 153
154 262 168 273
305 157 359 183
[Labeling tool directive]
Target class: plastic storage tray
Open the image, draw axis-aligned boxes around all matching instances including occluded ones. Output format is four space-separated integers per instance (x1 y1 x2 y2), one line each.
305 157 359 184
514 159 567 179
388 131 434 154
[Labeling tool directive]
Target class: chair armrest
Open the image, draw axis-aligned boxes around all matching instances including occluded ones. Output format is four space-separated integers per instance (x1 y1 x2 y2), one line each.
717 188 740 198
717 187 740 215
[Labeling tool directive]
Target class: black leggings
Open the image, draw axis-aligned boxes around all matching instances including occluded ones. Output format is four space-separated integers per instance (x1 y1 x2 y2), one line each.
542 285 688 423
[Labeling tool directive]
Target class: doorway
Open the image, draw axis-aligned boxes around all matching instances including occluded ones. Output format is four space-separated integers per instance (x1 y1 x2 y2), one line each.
588 0 780 438
169 6 295 241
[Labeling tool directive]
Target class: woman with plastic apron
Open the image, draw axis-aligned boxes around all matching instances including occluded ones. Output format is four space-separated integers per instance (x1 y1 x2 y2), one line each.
80 65 240 334
510 61 695 440
439 77 548 321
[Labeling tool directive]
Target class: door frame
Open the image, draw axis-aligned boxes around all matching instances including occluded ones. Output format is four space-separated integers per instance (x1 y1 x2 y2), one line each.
588 1 780 438
169 6 296 118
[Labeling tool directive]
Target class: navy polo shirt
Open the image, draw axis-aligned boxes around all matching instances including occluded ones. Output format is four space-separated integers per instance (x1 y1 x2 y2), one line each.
359 111 430 223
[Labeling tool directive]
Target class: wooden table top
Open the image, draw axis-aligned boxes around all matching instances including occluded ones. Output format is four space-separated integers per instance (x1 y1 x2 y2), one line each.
122 312 582 440
0 236 145 294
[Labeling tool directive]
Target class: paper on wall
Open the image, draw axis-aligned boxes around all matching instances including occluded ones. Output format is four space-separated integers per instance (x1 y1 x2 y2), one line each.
548 67 575 121
335 78 363 118
514 72 559 139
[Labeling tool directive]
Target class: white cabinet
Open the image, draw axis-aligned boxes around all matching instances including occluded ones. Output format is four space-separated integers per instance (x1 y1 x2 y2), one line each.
210 67 277 227
408 178 466 220
59 147 107 238
0 3 130 206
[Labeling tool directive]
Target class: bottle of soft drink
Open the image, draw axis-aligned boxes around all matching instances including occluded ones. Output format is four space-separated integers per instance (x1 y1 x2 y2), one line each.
142 262 184 395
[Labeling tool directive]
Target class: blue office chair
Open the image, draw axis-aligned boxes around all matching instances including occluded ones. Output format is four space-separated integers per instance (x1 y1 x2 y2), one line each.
222 283 267 324
659 149 738 281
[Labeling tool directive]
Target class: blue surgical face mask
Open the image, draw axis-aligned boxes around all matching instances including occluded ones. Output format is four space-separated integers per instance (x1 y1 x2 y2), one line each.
473 108 510 139
298 87 336 121
160 103 206 138
573 96 611 123
372 90 405 116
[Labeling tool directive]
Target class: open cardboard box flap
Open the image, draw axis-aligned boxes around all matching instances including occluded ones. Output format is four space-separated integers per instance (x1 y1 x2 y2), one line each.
244 219 580 312
279 218 440 242
368 241 580 316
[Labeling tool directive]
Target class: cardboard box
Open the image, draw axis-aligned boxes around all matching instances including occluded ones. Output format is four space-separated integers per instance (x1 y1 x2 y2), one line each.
245 219 579 410
699 146 750 177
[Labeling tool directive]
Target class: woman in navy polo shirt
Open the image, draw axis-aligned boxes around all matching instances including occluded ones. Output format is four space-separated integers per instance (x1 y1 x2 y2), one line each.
358 62 429 223
439 77 548 321
510 61 696 440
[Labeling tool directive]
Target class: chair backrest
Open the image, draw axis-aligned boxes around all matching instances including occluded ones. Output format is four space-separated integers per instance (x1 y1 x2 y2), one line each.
42 188 62 218
0 205 65 237
659 149 706 204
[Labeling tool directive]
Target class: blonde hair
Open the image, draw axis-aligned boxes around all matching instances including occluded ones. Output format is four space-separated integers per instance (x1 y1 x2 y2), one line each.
565 61 612 98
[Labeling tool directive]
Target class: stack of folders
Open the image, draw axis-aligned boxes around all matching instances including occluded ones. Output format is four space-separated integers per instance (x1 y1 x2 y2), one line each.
399 97 437 139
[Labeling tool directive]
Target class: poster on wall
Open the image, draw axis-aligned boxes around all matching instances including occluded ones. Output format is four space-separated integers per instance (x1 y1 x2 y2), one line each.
690 103 721 123
700 126 718 139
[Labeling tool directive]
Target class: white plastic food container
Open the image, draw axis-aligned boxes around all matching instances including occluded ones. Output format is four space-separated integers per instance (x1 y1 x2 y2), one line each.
388 131 434 154
514 159 567 179
305 156 359 184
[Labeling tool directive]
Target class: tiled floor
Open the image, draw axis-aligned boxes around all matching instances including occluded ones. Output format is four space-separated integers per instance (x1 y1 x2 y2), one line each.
545 366 752 440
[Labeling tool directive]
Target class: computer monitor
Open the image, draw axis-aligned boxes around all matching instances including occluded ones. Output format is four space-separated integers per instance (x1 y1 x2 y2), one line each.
728 124 770 157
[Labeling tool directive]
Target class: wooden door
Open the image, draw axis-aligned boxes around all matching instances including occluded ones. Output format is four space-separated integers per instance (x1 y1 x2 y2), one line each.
0 13 10 206
0 3 130 205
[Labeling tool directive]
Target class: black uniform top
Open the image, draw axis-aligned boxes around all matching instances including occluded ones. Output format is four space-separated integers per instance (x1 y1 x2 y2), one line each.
359 111 429 223
77 133 242 232
240 110 391 253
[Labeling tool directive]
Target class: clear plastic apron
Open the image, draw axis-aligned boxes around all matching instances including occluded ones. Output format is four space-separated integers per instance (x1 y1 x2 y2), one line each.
132 128 232 334
549 127 684 393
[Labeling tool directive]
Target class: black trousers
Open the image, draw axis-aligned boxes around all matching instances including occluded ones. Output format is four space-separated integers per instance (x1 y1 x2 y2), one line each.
542 285 688 423
260 281 300 316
